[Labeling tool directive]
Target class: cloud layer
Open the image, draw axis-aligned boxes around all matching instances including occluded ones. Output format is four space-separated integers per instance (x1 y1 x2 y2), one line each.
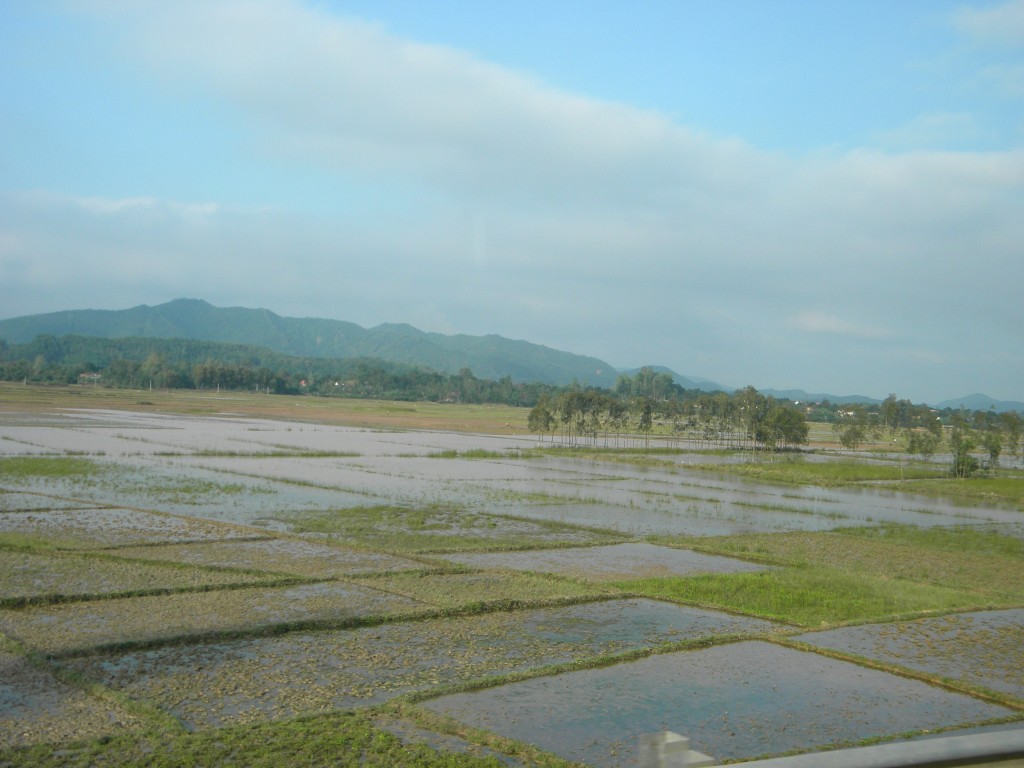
2 0 1022 403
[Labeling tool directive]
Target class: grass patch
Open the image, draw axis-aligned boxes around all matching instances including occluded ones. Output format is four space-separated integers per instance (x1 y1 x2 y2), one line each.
427 449 523 459
638 524 1024 626
895 475 1024 510
0 531 62 550
279 504 612 553
653 526 1024 603
93 470 254 505
0 456 105 479
837 523 1024 558
614 567 986 627
0 709 519 767
688 456 944 486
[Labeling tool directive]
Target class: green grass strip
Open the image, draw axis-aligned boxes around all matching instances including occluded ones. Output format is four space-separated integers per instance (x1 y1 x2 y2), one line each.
612 567 999 628
0 456 106 479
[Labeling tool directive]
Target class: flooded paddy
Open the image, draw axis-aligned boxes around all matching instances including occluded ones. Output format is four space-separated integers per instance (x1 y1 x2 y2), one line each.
437 542 767 581
797 608 1024 702
0 548 278 604
0 580 427 656
0 491 99 512
2 405 1023 764
422 641 1016 766
272 502 618 552
61 599 776 729
6 409 1017 538
0 649 143 749
0 507 263 548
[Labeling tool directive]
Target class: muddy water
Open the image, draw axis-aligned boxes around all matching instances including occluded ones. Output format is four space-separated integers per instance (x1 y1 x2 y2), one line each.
63 600 778 729
3 410 1017 538
182 449 1018 536
422 640 1015 766
1 548 276 601
0 650 143 748
0 507 260 548
437 542 767 581
797 608 1024 701
0 408 528 458
1 581 426 656
0 491 101 511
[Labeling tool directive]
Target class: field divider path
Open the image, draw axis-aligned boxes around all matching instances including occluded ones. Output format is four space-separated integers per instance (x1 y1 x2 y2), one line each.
84 533 275 552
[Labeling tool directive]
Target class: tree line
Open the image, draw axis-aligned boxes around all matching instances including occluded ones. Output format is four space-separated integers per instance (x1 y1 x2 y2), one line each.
0 335 558 406
831 395 1022 477
528 385 809 452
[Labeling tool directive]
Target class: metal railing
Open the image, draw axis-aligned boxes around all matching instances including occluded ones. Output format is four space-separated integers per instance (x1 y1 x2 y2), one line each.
642 729 1024 768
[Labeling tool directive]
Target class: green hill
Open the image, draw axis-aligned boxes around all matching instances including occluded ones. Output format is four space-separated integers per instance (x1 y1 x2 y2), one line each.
0 299 616 387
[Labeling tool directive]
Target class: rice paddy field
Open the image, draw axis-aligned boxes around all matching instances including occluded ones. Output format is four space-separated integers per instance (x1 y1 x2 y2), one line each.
1 384 1023 766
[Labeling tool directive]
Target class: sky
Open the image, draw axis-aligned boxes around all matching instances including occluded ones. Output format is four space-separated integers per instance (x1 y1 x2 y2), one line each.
1 1 1023 404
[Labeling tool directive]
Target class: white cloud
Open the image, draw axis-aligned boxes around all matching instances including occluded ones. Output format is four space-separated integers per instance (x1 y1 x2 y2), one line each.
951 1 1024 97
78 0 772 210
4 0 1022 402
788 311 891 340
953 0 1024 47
872 112 984 150
978 62 1024 97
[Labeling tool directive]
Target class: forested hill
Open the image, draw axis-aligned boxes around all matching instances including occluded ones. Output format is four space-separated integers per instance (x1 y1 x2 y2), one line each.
0 299 617 387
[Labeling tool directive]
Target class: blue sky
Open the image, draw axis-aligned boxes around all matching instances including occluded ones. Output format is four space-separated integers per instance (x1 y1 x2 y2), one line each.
1 0 1023 404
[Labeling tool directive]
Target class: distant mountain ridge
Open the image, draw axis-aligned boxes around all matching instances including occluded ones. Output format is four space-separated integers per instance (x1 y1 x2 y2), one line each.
619 365 731 394
936 393 1024 414
759 388 882 406
1 300 1018 409
759 389 1024 413
0 299 618 387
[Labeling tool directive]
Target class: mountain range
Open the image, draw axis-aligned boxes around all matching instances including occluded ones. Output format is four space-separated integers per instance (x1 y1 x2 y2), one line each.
0 299 621 387
1 299 1020 411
